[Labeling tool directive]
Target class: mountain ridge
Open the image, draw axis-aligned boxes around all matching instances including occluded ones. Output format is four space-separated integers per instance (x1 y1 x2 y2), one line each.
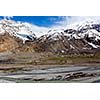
0 18 100 54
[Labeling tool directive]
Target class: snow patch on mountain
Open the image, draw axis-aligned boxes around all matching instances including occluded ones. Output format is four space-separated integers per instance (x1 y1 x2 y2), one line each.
0 19 37 43
1 17 100 46
88 42 98 48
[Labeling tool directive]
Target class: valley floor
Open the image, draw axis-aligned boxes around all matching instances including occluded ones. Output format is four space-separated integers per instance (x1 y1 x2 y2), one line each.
0 52 100 83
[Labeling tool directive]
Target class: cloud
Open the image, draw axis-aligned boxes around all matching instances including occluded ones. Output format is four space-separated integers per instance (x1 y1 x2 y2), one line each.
49 16 100 32
14 16 100 37
3 16 13 20
47 16 68 29
60 16 100 26
47 17 58 22
23 22 50 37
22 17 68 37
52 16 100 29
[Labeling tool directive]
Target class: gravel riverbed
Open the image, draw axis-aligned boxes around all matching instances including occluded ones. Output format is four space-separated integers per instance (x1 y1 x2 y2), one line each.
0 65 100 83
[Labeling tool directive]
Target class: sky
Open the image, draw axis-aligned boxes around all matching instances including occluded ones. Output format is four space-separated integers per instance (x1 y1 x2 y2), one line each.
0 16 100 28
0 16 100 37
0 16 68 37
0 16 67 27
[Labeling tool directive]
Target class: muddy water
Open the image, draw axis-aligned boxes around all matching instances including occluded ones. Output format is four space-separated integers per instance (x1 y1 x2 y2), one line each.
0 65 100 83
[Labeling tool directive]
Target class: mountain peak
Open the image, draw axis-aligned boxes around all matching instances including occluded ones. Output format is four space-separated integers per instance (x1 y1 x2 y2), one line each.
0 19 36 43
1 18 100 54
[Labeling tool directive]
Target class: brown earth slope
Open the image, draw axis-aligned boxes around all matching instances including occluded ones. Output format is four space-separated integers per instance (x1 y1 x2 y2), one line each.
0 33 36 53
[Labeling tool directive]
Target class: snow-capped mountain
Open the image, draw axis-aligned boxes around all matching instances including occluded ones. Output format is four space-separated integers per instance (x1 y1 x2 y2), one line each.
1 18 100 54
0 19 36 43
35 20 100 54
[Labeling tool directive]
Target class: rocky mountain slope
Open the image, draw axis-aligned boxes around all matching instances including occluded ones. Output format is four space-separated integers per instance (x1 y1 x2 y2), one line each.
0 19 37 52
0 19 100 54
35 21 100 54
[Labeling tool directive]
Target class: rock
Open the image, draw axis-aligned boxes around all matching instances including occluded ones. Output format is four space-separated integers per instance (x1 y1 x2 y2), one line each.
63 74 71 80
55 75 62 80
51 75 63 81
33 78 45 81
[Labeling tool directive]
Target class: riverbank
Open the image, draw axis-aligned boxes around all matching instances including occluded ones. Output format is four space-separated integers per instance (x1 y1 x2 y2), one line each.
0 52 100 66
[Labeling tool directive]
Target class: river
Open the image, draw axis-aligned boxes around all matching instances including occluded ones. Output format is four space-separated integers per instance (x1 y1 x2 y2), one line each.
0 65 100 83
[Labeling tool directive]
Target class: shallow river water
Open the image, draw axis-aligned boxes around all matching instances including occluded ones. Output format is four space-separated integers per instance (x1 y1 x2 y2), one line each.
0 65 100 83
